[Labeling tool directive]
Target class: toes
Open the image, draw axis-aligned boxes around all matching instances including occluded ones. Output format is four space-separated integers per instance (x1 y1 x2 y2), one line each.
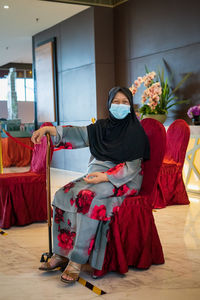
62 274 74 281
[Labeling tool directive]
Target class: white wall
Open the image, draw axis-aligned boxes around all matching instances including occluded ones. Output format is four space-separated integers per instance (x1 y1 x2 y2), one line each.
0 101 34 123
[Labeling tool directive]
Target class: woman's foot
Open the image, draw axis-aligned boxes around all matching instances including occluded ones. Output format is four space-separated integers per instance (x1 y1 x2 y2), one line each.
39 254 69 271
60 261 81 283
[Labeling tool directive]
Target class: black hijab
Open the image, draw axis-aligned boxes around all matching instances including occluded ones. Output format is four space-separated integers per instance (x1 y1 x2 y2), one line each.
87 87 150 163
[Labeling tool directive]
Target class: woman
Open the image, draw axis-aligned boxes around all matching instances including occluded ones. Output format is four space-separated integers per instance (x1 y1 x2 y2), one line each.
31 86 150 284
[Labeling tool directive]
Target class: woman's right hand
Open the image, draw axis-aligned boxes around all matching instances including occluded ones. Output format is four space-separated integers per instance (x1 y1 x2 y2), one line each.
31 127 47 144
31 126 57 144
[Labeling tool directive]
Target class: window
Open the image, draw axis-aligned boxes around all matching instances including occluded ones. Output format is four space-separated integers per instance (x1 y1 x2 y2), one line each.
25 78 34 102
16 78 25 101
0 68 34 102
0 78 8 101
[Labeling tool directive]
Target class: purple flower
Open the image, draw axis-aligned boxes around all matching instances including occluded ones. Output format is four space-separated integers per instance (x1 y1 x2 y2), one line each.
187 105 200 118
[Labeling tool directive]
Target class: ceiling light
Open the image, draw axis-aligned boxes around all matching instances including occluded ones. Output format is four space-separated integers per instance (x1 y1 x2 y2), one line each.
4 5 9 9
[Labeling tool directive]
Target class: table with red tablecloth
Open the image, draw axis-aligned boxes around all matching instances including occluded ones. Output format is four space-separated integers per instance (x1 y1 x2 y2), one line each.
2 136 33 167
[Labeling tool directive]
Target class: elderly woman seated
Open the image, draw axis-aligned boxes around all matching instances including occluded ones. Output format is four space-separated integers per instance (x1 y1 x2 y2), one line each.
31 87 149 284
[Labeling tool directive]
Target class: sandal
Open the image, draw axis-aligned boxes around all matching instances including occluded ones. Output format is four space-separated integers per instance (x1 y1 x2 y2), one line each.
60 261 81 284
39 254 69 271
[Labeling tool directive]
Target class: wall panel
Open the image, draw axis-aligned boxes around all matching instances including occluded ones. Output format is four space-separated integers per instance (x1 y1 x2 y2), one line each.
114 0 200 124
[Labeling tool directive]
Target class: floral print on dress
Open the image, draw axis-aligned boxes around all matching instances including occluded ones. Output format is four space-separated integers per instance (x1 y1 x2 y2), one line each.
55 142 73 151
75 190 96 214
88 238 95 255
106 163 125 175
55 207 64 224
63 182 75 193
112 206 120 214
113 184 129 196
128 188 138 196
63 142 73 149
140 162 144 176
57 228 76 250
70 198 75 206
90 205 110 221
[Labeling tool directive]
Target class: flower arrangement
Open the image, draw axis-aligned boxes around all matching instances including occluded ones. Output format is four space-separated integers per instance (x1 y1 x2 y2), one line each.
187 105 200 119
129 68 191 118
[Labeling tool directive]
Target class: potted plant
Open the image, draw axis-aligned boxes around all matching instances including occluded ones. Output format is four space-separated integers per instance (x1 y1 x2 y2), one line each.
187 105 200 125
129 67 191 123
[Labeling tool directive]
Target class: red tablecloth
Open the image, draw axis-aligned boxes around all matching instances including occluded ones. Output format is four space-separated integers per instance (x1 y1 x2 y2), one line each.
2 137 33 167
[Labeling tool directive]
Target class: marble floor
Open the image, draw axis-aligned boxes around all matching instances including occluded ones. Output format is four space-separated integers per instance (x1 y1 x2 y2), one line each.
0 167 200 300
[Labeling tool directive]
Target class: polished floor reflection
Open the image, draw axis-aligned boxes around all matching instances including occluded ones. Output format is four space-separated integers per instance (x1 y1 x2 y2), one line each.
0 167 200 300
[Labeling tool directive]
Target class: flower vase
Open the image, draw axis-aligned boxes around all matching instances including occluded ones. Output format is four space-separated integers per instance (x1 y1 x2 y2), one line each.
192 115 200 125
142 114 167 124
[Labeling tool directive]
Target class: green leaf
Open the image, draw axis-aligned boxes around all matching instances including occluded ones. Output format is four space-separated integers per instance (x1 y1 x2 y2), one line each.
166 99 190 109
169 72 192 96
166 96 178 104
145 65 150 74
158 68 164 85
139 104 152 116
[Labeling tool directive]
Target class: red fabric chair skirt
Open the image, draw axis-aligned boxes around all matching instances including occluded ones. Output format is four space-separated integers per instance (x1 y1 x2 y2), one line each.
0 172 47 229
93 195 164 277
153 162 190 208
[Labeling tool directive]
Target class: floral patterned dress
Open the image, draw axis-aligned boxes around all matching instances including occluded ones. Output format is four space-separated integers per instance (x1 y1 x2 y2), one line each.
52 125 143 270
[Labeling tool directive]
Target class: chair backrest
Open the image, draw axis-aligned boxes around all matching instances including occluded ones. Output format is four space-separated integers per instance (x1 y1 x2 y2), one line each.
164 119 190 166
140 118 166 195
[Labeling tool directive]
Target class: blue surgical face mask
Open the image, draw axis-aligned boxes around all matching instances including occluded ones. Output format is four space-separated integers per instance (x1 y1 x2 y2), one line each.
109 103 131 119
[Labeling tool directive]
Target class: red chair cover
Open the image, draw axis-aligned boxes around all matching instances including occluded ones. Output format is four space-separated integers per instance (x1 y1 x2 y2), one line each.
153 119 190 208
93 118 166 277
0 128 53 229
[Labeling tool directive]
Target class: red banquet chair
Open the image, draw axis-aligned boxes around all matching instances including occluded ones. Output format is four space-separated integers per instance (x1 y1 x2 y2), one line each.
153 119 190 209
0 130 53 229
93 118 166 277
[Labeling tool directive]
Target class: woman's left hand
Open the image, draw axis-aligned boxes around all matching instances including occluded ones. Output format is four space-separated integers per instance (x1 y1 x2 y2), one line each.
83 172 108 184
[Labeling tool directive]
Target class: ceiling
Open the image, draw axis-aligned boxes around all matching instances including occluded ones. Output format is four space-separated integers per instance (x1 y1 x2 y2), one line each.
42 0 127 8
0 0 89 67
